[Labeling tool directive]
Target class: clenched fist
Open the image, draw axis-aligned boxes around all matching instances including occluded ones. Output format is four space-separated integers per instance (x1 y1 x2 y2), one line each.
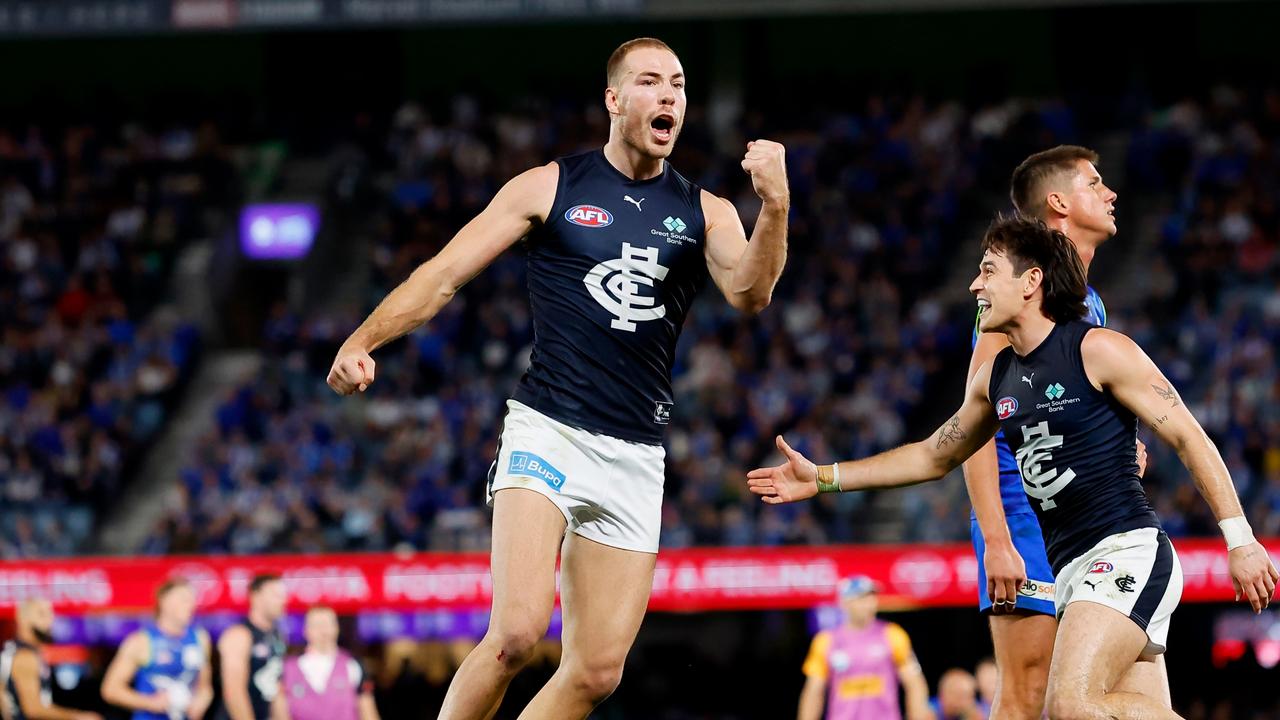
741 139 789 206
328 345 376 395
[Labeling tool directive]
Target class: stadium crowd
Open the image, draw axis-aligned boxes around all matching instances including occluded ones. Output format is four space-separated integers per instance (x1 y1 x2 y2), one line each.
136 92 1002 555
0 121 220 557
0 87 1274 561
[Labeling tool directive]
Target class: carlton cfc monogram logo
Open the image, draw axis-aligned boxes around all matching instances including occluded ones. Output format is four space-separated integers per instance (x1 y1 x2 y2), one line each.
1016 420 1078 510
584 243 669 331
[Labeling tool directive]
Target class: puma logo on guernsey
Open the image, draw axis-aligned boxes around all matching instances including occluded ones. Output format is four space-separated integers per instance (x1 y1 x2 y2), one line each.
1022 372 1035 387
624 195 645 212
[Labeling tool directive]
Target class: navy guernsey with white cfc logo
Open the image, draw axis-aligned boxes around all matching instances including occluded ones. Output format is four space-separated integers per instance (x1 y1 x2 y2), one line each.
988 320 1160 574
513 149 709 445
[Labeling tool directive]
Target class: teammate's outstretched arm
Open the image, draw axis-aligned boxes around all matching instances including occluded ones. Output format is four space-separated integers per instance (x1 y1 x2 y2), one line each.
1082 327 1280 612
748 362 1000 503
702 140 788 314
328 163 558 395
100 631 170 714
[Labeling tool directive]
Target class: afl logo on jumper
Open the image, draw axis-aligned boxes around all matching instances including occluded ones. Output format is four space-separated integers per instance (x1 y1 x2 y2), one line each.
996 396 1019 420
584 242 669 331
565 205 613 228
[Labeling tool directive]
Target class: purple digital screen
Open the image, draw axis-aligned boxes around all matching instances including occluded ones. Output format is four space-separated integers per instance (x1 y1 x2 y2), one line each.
239 203 320 260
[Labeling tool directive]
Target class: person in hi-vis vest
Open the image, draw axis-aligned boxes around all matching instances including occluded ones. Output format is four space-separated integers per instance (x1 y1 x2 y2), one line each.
279 607 377 720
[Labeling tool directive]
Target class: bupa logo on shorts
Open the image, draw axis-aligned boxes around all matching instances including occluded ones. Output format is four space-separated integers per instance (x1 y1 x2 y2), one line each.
996 396 1019 420
509 451 566 492
565 204 613 228
1088 560 1113 574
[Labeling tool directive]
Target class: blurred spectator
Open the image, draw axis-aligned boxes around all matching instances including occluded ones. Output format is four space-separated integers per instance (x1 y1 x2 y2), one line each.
974 657 997 717
929 668 983 720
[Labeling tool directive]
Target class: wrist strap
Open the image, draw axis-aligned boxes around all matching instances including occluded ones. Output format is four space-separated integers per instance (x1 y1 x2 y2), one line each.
1220 516 1255 551
817 463 842 493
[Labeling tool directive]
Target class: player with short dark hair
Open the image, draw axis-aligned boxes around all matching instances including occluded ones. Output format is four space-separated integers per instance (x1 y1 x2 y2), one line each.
964 144 1131 719
749 215 1277 718
216 575 286 720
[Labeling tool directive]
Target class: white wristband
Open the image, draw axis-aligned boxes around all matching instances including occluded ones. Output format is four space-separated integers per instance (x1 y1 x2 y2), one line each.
832 462 841 486
1220 516 1255 551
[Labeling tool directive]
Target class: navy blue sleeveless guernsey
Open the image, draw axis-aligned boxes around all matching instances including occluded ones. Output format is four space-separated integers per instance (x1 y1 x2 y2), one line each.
973 285 1107 515
513 149 709 445
988 320 1159 574
215 620 285 720
2 640 51 720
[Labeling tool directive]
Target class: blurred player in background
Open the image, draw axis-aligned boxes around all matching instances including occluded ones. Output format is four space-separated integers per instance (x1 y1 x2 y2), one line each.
797 576 930 720
101 578 212 720
0 600 101 720
963 145 1133 719
278 606 378 720
327 36 789 720
216 575 287 720
972 658 996 717
928 669 983 720
749 215 1277 717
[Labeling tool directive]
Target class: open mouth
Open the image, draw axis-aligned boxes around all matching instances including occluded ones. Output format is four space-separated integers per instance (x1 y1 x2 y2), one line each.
977 298 991 317
650 114 675 143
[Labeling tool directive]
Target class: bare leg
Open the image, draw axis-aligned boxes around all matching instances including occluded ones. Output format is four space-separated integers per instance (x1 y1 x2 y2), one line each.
988 610 1056 719
437 489 566 720
1045 601 1182 720
516 533 656 720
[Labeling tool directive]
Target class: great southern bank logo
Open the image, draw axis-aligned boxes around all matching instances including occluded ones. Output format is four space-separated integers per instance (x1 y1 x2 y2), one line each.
509 452 566 492
1045 383 1066 400
662 216 686 233
565 204 613 228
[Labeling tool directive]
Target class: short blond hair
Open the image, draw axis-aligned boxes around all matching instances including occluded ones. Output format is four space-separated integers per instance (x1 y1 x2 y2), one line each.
606 38 677 87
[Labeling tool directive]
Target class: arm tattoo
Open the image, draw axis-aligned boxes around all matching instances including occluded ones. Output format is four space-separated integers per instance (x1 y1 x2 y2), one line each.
935 415 967 450
1152 382 1180 408
1152 414 1169 427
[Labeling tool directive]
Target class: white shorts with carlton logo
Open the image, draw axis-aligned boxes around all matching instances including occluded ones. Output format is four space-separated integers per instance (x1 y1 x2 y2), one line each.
485 399 665 554
1054 527 1184 656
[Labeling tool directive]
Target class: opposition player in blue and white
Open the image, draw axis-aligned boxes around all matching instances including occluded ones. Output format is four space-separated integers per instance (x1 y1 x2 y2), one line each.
963 145 1133 718
101 578 213 720
749 214 1277 718
327 37 789 720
